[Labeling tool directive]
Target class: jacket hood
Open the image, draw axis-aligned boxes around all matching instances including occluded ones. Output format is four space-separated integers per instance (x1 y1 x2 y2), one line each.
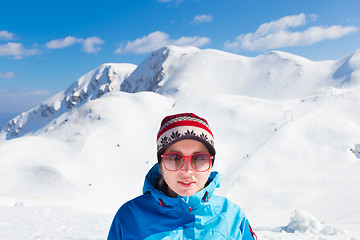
143 163 222 209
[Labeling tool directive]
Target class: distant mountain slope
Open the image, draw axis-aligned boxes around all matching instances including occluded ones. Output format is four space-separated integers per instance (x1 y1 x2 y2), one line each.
121 46 360 98
0 63 136 140
1 46 360 141
333 49 360 85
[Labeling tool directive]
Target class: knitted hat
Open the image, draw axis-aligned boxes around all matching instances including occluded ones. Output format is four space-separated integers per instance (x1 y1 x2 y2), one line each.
157 113 216 163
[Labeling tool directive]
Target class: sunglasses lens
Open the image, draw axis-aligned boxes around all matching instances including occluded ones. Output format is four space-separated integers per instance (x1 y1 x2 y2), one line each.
162 153 212 172
191 153 211 172
163 153 184 171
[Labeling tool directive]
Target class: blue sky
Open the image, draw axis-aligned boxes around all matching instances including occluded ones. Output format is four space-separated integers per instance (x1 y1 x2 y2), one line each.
1 0 359 116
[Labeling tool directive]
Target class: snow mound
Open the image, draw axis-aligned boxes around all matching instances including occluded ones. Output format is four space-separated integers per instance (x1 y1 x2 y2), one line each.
284 210 344 235
284 210 322 233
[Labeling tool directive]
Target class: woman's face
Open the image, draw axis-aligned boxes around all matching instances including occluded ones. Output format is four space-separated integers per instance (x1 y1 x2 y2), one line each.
161 139 211 197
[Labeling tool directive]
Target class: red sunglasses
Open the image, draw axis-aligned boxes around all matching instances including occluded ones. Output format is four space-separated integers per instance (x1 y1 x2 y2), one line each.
161 152 213 172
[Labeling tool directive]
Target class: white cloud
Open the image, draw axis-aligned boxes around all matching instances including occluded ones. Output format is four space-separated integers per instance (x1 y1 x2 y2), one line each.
46 36 81 49
46 36 104 53
82 37 105 53
173 36 211 46
116 31 168 54
115 31 210 54
0 43 40 59
192 14 213 24
255 14 306 37
0 30 15 40
0 71 16 79
224 13 359 51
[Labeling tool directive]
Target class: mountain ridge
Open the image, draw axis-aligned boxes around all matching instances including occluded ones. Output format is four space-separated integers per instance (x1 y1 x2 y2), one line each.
1 46 359 141
1 63 136 140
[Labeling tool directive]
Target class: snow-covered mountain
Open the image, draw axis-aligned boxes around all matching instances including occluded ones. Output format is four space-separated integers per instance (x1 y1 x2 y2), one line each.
333 49 360 85
1 46 359 141
0 63 136 140
121 45 359 98
1 46 360 240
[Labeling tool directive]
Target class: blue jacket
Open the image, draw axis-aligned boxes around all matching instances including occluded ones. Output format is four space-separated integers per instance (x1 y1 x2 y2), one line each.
107 164 256 240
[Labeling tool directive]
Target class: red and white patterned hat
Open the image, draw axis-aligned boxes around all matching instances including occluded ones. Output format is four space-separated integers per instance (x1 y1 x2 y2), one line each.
157 113 216 162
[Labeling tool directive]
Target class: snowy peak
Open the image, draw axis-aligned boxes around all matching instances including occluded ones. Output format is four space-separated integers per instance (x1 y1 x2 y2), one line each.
333 49 360 85
2 63 136 139
120 47 169 93
261 50 313 62
58 63 137 109
120 46 200 94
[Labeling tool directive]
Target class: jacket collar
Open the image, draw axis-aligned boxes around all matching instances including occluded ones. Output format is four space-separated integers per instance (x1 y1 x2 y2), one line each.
143 163 222 209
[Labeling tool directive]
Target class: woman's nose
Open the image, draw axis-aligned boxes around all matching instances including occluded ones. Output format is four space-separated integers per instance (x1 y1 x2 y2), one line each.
181 157 193 172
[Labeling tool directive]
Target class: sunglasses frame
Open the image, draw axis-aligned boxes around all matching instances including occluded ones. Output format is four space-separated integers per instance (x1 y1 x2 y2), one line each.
161 152 213 172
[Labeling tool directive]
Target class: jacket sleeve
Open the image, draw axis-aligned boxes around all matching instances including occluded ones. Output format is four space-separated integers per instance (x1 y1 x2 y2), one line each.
107 213 122 240
241 219 257 240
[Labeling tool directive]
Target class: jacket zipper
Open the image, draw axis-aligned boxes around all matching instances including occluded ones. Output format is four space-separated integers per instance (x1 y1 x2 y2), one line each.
182 197 192 212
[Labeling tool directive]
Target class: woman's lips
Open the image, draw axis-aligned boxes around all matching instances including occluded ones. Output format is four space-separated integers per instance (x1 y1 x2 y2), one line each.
178 180 196 187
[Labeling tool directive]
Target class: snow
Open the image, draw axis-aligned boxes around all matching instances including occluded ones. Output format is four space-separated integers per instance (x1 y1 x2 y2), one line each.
1 46 360 239
121 46 342 99
0 63 136 140
0 205 110 240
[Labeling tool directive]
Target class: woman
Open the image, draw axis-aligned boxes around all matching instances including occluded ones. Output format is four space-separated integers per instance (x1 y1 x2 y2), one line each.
107 113 256 240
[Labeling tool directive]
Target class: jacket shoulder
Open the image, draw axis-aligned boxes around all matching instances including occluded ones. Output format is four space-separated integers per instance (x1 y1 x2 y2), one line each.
209 195 256 240
108 194 157 240
211 195 246 216
109 193 194 240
